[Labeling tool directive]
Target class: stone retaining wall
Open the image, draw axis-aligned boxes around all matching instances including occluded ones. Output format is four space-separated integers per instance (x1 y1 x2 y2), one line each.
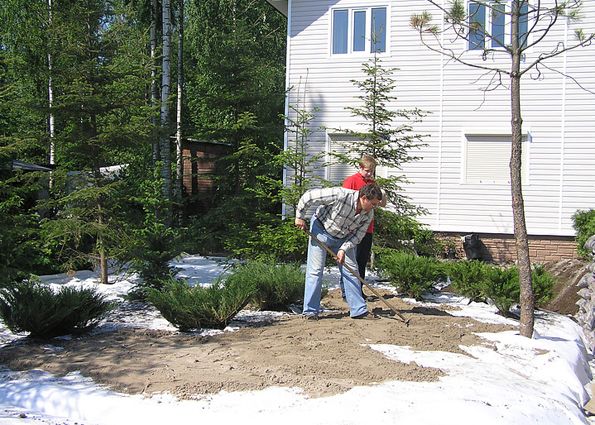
576 235 595 355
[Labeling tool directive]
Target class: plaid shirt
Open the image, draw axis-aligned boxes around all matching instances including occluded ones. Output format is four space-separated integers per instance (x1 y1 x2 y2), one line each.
296 187 373 252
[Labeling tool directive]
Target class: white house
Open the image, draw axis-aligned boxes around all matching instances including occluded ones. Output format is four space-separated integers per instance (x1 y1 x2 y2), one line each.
268 0 595 263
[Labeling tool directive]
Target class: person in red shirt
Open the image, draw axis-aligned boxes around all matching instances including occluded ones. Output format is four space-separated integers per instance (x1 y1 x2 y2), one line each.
341 155 385 298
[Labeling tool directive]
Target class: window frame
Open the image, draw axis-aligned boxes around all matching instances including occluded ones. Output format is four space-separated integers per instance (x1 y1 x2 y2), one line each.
330 5 389 56
467 1 530 51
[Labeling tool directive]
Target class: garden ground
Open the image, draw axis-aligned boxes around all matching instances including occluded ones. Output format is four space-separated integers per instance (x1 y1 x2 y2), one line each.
0 255 593 425
0 288 515 398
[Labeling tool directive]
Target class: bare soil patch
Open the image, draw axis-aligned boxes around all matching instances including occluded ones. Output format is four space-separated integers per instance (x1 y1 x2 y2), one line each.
543 259 588 315
0 289 515 398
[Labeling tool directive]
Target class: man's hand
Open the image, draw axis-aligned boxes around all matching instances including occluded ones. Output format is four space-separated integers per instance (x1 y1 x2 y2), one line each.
336 249 345 264
380 189 388 207
294 218 307 231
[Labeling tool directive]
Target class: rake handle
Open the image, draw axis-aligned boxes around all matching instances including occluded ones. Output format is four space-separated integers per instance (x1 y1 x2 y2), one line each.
303 227 409 325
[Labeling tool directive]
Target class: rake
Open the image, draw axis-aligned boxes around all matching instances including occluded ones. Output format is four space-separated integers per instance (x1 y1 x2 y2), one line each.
304 227 410 325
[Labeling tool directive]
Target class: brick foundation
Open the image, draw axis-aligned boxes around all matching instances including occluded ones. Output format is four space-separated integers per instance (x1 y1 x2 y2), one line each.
437 232 579 264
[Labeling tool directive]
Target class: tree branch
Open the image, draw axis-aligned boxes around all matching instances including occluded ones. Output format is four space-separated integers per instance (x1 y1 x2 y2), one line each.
536 60 595 94
520 33 594 76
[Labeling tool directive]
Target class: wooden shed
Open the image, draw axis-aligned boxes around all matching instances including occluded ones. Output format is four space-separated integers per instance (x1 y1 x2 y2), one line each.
181 138 231 212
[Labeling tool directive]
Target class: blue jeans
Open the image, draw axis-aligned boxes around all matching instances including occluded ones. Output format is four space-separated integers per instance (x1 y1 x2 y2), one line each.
340 232 373 298
303 217 367 318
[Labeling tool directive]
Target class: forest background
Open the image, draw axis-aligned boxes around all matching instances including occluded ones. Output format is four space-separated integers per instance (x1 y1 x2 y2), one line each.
0 0 303 285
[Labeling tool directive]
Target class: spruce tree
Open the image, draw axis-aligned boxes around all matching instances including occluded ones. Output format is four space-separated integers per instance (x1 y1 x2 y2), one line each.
39 0 156 282
336 54 427 216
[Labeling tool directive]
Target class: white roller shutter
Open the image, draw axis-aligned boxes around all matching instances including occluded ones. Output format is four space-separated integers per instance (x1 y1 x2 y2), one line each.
464 134 528 184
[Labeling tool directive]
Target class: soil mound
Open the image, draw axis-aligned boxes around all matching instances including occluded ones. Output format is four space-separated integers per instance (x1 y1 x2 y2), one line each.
543 259 588 315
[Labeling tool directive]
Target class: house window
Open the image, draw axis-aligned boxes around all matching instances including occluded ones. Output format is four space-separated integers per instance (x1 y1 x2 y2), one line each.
331 6 387 55
469 2 485 50
518 2 529 48
353 10 366 52
468 1 530 51
332 10 349 54
326 133 358 183
492 3 505 48
371 7 387 53
464 134 528 184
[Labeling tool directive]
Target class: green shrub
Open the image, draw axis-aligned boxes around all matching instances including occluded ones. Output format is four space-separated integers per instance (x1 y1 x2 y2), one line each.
374 248 446 299
374 210 443 257
146 277 256 331
480 264 555 316
0 169 61 283
224 261 305 311
0 212 48 286
182 196 279 256
412 228 443 258
446 260 490 303
0 280 114 339
480 266 520 316
572 209 595 258
128 222 181 294
227 221 308 263
530 263 555 308
374 210 418 250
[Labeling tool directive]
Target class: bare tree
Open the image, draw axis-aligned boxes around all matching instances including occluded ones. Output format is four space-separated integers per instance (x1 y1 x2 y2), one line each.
411 0 594 337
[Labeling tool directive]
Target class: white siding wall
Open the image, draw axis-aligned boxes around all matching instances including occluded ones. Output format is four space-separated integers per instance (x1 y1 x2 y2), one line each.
286 0 595 236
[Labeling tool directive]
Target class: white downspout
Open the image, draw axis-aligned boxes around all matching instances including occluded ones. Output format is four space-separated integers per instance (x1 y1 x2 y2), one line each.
558 17 568 232
281 0 292 219
436 0 445 228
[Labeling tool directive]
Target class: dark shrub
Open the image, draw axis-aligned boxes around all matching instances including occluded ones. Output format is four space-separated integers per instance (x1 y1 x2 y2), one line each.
480 264 555 316
146 277 256 331
128 222 181 295
446 260 490 303
480 266 520 316
572 209 595 258
530 263 555 308
374 248 446 299
224 261 305 311
0 280 114 339
374 209 443 257
227 221 308 263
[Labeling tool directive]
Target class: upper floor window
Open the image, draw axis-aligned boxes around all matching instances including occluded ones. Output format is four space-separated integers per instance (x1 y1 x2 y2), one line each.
331 6 387 55
468 1 529 51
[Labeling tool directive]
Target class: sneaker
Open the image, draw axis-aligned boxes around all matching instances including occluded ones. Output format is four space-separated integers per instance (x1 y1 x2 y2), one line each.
351 312 380 320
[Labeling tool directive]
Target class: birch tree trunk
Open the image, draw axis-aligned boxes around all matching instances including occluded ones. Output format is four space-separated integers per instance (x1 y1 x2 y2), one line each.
175 0 184 204
97 202 108 285
47 0 55 186
151 0 159 163
160 0 172 216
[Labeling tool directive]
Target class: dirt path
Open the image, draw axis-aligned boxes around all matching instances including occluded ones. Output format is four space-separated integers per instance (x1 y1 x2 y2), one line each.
0 289 515 398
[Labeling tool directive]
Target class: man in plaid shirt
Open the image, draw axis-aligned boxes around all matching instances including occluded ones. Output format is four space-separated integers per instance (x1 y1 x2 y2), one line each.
294 183 383 319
